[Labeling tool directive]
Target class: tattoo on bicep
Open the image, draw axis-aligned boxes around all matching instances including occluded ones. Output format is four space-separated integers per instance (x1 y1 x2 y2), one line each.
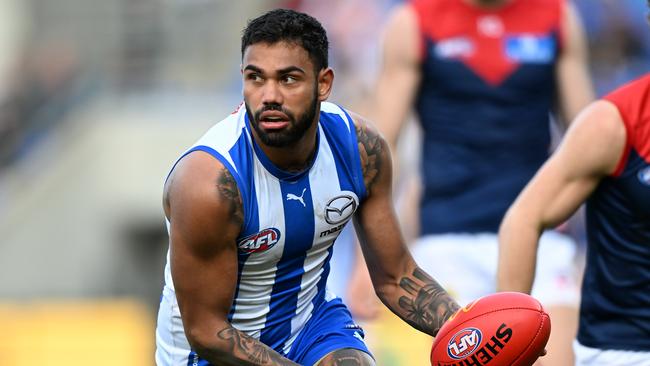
356 123 384 193
217 168 244 226
217 327 292 365
398 268 460 336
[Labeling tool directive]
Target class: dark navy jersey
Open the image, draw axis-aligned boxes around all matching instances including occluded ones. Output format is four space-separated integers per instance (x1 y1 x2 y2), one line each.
578 74 650 351
410 0 564 234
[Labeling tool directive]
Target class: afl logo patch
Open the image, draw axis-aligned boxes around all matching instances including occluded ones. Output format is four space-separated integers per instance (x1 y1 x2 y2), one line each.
237 228 281 254
447 327 483 360
638 166 650 186
325 194 358 225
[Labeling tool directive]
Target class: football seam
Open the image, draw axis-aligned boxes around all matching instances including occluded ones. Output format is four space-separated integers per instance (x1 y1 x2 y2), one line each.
511 312 548 366
441 306 544 334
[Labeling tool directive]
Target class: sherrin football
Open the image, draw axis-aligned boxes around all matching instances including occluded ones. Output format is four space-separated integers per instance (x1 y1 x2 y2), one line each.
430 292 551 366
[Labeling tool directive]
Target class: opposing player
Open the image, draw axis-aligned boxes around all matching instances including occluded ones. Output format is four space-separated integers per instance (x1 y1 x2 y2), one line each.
348 0 594 364
154 9 461 366
497 70 650 364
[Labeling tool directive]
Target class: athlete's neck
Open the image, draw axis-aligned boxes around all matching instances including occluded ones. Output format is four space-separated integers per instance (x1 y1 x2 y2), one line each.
465 0 512 9
252 122 319 174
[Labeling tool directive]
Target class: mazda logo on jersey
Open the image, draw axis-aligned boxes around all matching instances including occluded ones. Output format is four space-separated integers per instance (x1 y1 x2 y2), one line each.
325 194 358 225
237 228 281 254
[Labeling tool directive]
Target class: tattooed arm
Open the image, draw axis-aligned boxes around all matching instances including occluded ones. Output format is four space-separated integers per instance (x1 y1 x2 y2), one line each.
350 113 460 336
164 152 299 366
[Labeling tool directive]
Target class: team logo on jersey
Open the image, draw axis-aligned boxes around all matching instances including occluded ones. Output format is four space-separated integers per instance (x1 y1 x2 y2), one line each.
325 193 358 225
237 228 281 254
477 15 504 38
286 188 307 207
638 166 650 186
447 327 483 360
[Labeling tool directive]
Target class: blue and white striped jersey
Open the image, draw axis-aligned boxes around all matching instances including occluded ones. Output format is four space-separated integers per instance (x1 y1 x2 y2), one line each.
156 102 367 364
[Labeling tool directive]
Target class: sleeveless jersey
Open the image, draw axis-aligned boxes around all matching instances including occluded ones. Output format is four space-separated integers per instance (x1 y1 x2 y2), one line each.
157 102 367 360
578 74 650 351
410 0 564 234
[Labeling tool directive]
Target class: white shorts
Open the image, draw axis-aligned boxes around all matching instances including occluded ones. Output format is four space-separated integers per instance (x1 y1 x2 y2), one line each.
410 231 580 307
574 340 650 365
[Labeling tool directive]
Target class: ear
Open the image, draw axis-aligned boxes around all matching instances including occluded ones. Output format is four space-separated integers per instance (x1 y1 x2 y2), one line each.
316 67 334 102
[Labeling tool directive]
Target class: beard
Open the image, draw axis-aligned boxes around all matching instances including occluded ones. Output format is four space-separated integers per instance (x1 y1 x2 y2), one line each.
246 89 319 148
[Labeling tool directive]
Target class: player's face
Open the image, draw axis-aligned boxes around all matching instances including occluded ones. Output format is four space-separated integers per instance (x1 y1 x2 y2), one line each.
242 41 332 148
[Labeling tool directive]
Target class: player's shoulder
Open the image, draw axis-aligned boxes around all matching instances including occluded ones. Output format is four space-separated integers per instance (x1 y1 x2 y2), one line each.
325 103 384 146
163 104 247 215
602 74 650 129
578 100 625 134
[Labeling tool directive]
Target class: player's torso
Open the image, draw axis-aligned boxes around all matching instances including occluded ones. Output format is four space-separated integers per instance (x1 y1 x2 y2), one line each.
579 74 650 351
411 0 562 233
164 102 366 354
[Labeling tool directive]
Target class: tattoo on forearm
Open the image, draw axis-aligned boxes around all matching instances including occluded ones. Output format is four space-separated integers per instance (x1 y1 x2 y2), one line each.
217 327 297 365
217 169 244 226
318 348 371 366
397 268 460 336
356 123 384 193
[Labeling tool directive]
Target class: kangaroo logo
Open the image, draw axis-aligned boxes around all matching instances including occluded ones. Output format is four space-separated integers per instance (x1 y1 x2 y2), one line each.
286 188 307 207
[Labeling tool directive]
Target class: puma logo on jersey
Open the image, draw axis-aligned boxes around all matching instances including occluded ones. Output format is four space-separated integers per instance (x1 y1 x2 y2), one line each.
286 188 307 207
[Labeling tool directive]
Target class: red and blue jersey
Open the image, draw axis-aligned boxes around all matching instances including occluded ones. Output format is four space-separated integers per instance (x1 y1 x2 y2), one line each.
410 0 564 234
578 73 650 351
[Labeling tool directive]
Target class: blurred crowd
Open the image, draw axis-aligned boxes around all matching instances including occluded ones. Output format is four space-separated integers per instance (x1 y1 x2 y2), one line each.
1 0 648 175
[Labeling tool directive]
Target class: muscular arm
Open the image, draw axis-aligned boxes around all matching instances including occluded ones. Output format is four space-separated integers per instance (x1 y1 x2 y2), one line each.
352 114 460 336
164 152 298 366
497 101 626 293
556 1 594 126
345 3 422 320
372 3 421 150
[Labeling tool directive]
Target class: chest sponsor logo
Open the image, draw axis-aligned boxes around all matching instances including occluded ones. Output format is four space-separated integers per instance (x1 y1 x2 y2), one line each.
325 194 357 225
505 34 555 63
638 166 650 186
434 37 474 59
237 228 281 254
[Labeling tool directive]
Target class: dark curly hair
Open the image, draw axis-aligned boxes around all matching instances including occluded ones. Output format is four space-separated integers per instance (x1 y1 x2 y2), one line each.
241 8 329 72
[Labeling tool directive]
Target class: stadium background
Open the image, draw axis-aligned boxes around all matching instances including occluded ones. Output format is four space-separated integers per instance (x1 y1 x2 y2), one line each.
0 0 648 365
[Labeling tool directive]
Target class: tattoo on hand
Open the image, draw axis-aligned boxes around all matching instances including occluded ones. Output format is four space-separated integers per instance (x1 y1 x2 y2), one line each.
398 268 460 336
217 169 244 226
356 123 383 193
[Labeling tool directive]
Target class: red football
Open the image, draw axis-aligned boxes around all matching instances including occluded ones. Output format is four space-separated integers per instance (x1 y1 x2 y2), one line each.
430 292 551 366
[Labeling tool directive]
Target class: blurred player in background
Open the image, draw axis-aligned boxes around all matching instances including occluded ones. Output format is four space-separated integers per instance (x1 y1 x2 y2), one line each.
348 0 594 365
497 72 650 365
155 9 460 366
